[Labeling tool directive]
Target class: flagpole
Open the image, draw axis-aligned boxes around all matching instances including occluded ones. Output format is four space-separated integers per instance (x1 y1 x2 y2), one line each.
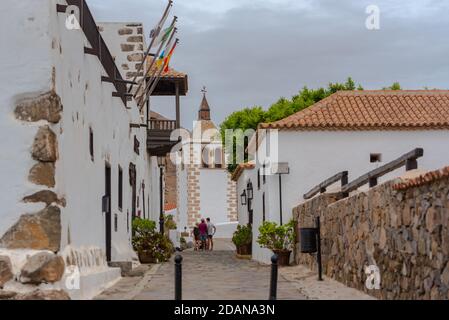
134 28 178 105
128 0 173 94
133 18 177 99
137 28 177 107
139 39 179 110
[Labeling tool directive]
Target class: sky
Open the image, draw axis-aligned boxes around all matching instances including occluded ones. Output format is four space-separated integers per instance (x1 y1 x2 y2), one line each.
88 0 449 129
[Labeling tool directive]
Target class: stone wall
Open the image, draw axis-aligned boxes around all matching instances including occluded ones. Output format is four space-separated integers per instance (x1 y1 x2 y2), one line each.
293 169 449 300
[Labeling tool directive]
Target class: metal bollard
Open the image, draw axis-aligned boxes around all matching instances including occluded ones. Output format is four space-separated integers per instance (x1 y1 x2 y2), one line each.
175 255 183 300
269 254 278 300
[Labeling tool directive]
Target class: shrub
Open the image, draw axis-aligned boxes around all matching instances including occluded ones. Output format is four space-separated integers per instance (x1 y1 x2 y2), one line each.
164 214 177 231
232 225 252 247
132 218 174 263
257 220 295 252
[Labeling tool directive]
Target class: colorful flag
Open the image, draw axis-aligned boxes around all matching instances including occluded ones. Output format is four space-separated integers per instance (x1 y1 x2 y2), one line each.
163 41 178 72
150 0 172 40
153 25 174 46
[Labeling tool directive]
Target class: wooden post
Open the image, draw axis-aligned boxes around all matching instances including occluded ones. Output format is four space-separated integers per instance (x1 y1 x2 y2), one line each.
175 82 180 129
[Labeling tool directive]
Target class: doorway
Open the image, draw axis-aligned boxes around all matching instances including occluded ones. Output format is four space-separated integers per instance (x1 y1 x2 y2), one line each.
105 163 112 262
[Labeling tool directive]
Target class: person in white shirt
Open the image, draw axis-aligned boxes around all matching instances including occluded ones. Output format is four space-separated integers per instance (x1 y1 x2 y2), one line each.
206 218 217 251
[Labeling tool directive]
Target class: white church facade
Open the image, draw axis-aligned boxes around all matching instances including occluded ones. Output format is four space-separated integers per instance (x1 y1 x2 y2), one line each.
175 91 238 238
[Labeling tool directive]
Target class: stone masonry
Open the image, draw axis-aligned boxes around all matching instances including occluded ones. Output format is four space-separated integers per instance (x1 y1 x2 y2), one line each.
226 173 238 222
293 168 449 300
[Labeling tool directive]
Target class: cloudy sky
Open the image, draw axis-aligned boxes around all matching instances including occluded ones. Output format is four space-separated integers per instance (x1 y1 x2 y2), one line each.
88 0 449 129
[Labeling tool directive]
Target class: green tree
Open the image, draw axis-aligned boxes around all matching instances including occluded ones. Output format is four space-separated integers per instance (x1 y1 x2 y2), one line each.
383 82 402 90
220 77 407 173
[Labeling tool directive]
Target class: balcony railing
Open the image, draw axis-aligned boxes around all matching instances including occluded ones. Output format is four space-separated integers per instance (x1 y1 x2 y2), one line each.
149 120 177 131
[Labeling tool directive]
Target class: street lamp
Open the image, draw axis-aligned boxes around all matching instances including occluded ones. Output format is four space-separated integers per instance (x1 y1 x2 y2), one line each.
240 190 247 206
246 182 254 201
158 156 166 234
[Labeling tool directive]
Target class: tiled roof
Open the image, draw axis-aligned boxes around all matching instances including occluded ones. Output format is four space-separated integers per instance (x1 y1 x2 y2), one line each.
259 90 449 131
393 166 449 191
164 203 177 211
146 57 187 79
231 162 256 182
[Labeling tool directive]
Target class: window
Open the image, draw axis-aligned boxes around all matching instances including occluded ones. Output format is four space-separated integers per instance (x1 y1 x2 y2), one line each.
89 128 94 161
118 166 123 211
262 192 266 222
263 163 266 184
370 153 382 163
134 136 140 155
214 147 223 169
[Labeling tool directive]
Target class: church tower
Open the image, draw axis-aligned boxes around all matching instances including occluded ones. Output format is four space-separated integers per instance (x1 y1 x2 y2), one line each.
177 87 238 235
198 87 211 121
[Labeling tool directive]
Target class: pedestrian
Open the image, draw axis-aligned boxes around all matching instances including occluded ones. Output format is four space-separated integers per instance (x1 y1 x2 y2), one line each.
192 223 201 251
198 219 208 251
206 218 216 251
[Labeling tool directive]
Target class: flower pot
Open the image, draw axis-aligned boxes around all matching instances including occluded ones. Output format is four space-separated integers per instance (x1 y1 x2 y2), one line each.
273 250 291 266
138 251 158 264
238 243 252 256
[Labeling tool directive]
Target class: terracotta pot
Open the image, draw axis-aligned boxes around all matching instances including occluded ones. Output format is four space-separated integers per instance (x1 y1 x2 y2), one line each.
238 243 252 256
273 250 291 266
138 251 158 264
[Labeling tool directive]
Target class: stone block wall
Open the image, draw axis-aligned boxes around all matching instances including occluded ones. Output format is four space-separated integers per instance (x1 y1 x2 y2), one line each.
293 169 449 300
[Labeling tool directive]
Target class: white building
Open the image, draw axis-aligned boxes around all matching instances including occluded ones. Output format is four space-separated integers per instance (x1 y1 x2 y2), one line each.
176 91 238 238
238 90 449 264
0 0 186 299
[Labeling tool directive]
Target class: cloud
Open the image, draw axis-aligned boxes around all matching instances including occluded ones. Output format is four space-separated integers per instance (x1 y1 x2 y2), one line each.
87 0 449 128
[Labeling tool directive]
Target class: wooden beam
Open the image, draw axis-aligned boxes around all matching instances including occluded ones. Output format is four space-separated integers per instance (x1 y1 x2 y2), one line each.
84 47 98 56
175 82 180 129
112 92 133 98
56 4 68 13
101 76 114 83
342 148 424 195
304 171 348 200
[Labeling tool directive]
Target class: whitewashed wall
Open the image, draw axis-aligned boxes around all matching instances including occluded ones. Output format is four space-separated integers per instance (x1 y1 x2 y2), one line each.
0 0 54 237
199 169 228 223
50 0 151 263
0 0 155 298
176 159 188 232
249 129 449 264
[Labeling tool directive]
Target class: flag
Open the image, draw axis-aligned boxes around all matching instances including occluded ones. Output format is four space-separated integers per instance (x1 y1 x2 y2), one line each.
153 25 174 46
150 0 172 40
163 41 178 72
156 36 174 68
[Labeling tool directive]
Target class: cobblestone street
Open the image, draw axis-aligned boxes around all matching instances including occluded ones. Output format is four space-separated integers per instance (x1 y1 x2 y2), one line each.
96 239 373 300
97 240 306 300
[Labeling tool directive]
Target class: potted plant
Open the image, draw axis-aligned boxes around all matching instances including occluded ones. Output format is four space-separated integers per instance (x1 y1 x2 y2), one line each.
257 220 295 266
232 225 252 256
164 214 177 235
132 218 174 264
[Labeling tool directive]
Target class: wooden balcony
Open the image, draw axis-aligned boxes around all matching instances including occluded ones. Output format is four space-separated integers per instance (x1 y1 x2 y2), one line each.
147 120 179 156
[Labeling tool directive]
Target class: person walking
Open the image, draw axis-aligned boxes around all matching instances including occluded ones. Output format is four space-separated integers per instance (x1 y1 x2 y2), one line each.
198 219 208 251
191 223 201 251
206 218 216 251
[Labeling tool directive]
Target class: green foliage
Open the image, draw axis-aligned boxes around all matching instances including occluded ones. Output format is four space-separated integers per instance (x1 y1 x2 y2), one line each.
383 82 402 90
232 225 252 247
164 214 177 231
220 77 367 172
132 218 156 234
257 220 296 252
132 218 173 262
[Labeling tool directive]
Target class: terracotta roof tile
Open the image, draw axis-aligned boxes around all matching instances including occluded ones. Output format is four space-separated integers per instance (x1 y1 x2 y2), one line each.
260 90 449 131
393 166 449 191
146 57 186 79
231 162 256 182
